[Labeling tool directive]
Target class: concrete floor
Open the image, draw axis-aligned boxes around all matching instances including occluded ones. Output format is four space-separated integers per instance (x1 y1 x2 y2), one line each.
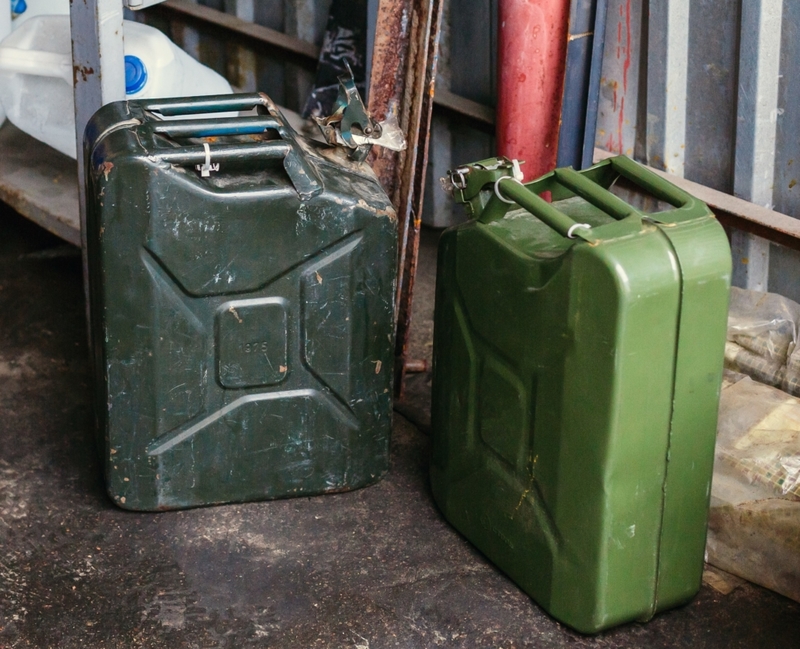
1 205 799 648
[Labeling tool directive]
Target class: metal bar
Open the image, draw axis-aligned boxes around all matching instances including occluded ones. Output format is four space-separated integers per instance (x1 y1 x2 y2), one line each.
646 0 689 177
396 0 443 395
366 0 379 100
70 0 127 339
594 148 800 252
434 88 495 128
152 0 319 62
367 0 443 398
731 0 784 292
152 142 290 164
494 177 588 238
581 0 608 168
558 0 606 170
554 166 633 218
610 154 692 206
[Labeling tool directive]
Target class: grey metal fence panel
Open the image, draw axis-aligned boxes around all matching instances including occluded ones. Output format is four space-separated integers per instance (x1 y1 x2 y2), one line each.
685 0 738 194
128 0 800 284
595 0 644 159
595 0 800 298
774 1 800 218
423 0 496 228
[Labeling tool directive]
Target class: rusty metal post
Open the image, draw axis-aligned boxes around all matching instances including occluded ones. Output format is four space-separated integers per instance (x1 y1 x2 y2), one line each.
70 0 127 345
368 0 443 398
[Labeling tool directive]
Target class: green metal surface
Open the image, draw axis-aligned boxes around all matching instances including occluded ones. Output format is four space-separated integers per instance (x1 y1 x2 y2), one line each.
85 93 397 511
431 156 731 633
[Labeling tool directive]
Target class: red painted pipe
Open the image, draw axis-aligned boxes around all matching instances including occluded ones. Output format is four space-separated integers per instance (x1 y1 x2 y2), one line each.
497 0 571 181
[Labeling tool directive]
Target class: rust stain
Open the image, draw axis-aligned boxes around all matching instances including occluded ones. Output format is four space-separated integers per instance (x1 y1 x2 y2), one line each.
404 358 428 373
73 64 95 85
610 0 632 155
622 0 631 95
99 162 114 181
368 0 442 399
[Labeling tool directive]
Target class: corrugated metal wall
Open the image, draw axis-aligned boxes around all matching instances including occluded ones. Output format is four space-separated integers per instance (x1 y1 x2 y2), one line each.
423 0 497 228
133 0 800 299
597 0 800 301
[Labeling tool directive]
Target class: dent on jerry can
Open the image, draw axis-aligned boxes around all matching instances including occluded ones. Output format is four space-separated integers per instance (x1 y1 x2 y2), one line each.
431 156 732 633
85 86 401 511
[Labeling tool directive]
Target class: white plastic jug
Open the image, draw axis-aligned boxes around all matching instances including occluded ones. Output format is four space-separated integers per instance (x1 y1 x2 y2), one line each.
0 15 233 158
0 0 11 125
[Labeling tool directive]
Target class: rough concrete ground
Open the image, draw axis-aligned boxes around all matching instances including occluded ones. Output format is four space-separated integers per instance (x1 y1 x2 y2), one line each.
1 207 799 648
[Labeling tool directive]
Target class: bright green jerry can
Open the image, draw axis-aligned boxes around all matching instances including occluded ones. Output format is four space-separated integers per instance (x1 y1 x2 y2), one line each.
85 93 397 511
431 156 731 633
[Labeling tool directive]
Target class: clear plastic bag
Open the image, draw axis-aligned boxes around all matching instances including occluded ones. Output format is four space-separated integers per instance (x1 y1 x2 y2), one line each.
725 287 800 396
707 374 800 603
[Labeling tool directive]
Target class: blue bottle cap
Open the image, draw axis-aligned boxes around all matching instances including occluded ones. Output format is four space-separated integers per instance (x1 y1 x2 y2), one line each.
124 55 148 95
12 0 27 15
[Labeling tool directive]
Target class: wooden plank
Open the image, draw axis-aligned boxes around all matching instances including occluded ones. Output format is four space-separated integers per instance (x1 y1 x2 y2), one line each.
594 148 800 251
0 122 80 246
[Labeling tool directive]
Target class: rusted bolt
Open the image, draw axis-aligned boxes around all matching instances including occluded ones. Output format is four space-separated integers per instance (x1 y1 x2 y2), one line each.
405 359 429 373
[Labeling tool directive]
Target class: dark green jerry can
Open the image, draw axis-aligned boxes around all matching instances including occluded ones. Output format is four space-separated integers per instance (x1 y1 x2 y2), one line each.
85 94 397 511
431 156 731 633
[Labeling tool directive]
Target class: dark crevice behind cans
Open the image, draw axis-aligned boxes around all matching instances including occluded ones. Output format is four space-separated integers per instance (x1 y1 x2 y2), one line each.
85 93 397 511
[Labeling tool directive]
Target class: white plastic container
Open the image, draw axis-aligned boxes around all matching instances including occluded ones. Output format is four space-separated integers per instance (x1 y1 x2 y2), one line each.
0 2 10 44
0 0 11 125
0 15 233 158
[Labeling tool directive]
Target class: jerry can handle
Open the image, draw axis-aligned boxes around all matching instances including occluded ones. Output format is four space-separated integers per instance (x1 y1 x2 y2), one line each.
494 157 694 238
139 93 323 201
553 167 634 220
140 92 287 117
552 162 694 222
609 155 693 209
491 177 595 241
